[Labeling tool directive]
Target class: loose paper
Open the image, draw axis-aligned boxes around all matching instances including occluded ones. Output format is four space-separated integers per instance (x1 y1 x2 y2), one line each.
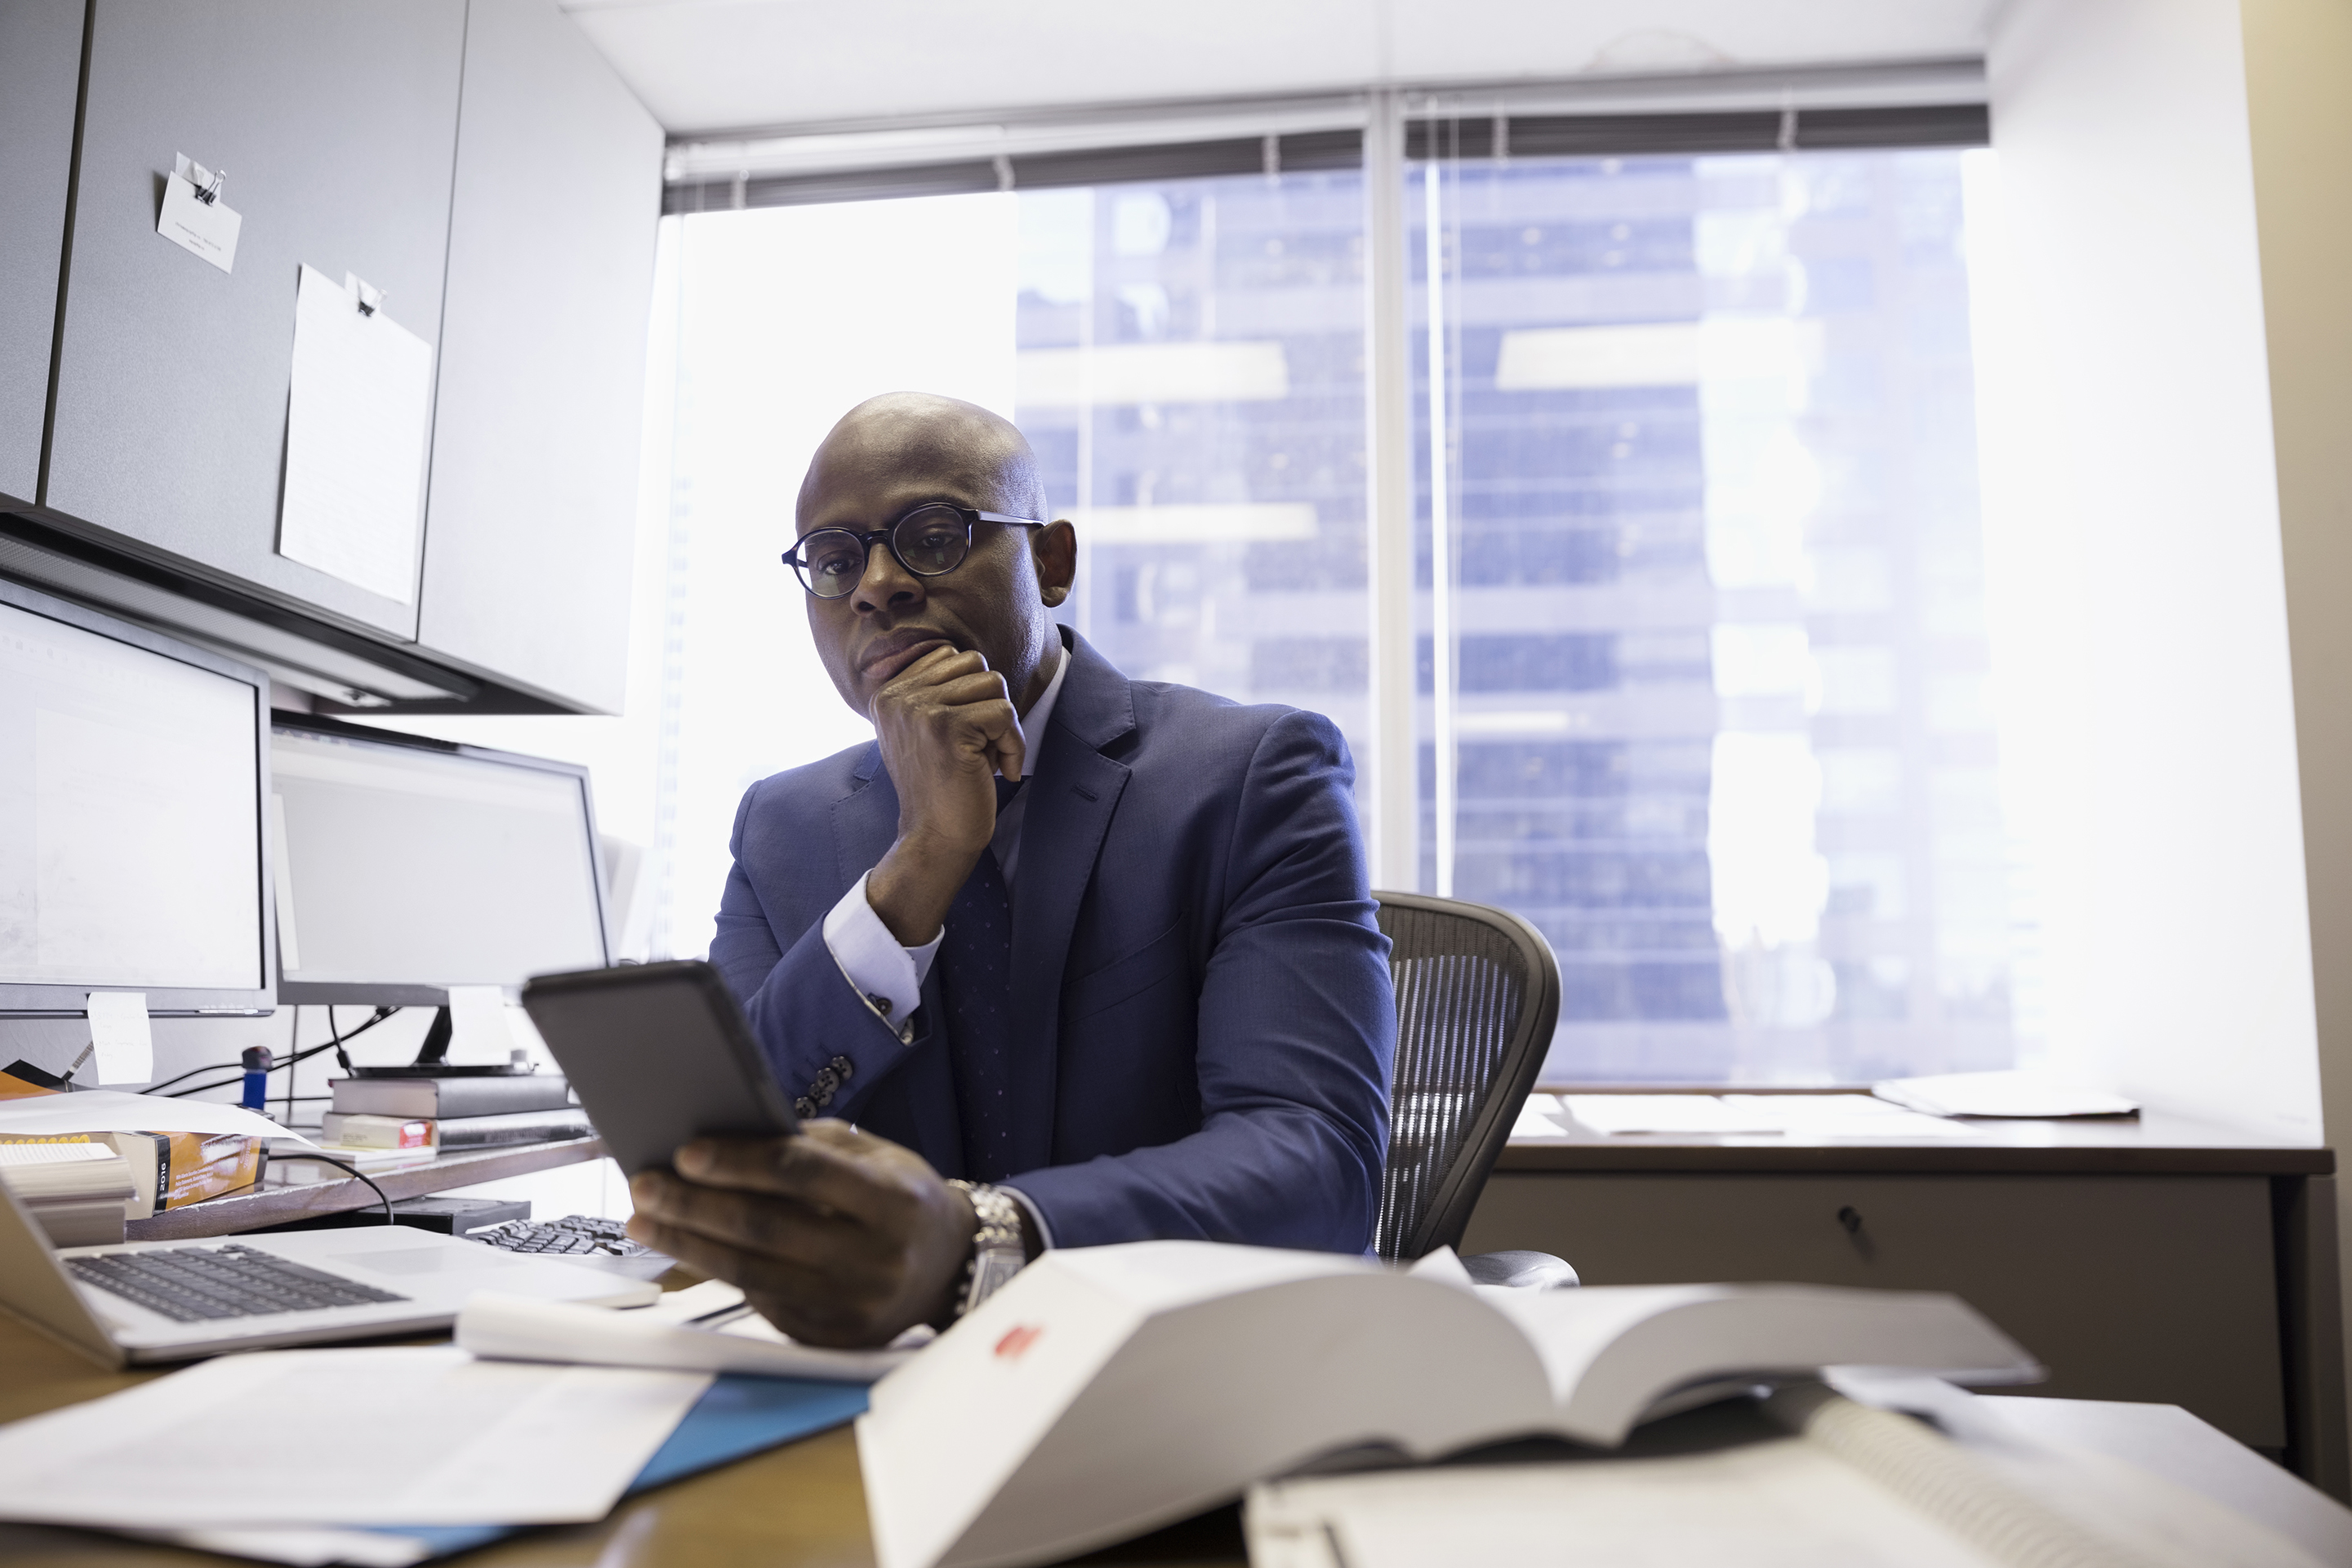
157 154 241 274
278 264 433 603
1873 1070 2140 1120
458 1290 918 1384
84 991 153 1085
1555 1094 1976 1140
0 1087 310 1145
0 1346 710 1527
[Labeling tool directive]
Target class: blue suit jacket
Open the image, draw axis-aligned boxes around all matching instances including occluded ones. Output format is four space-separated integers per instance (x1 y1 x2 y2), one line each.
708 630 1395 1251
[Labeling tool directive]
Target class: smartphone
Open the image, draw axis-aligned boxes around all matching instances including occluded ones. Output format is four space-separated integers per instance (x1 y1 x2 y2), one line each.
520 960 800 1175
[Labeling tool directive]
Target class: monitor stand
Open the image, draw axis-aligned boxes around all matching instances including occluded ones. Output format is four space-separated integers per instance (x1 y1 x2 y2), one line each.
346 1006 536 1078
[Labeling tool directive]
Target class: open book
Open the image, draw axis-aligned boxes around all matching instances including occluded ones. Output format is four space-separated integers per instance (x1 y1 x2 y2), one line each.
857 1241 2039 1568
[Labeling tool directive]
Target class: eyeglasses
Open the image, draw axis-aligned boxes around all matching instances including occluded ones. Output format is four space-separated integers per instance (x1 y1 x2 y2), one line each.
781 502 1046 599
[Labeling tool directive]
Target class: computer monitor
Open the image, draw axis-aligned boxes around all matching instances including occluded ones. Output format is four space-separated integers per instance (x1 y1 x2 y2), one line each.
0 578 274 1016
269 716 611 1006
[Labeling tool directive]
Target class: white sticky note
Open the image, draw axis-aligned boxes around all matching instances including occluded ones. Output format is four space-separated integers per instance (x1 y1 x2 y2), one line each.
156 154 241 274
278 263 434 602
85 992 154 1085
447 985 514 1061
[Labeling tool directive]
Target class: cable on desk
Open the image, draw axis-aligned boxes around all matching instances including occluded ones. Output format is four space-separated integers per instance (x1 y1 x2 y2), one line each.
148 1007 399 1098
261 1153 398 1225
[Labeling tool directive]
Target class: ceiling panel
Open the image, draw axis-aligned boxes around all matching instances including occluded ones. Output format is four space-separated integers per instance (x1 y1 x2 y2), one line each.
559 0 1995 137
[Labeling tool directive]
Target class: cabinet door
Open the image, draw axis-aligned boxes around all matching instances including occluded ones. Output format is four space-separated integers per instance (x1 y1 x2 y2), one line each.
1464 1172 2287 1450
45 0 465 638
0 0 83 508
415 0 662 712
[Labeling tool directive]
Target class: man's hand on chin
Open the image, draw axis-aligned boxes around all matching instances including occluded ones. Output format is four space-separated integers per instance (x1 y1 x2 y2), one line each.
624 1120 977 1348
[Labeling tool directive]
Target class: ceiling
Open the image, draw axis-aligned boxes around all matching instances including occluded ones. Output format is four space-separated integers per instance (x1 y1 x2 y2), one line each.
558 0 1998 139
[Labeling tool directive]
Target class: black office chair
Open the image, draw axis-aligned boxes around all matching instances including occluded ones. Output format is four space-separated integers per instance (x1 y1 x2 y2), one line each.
1371 890 1579 1289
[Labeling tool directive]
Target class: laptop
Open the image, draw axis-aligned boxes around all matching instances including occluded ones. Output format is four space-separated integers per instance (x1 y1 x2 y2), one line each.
0 1182 658 1366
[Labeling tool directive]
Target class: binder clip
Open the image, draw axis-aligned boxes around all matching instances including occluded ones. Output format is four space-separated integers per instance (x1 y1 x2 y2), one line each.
346 273 385 318
193 164 225 206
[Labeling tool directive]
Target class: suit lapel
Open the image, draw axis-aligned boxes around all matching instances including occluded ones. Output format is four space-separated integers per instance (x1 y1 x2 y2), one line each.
829 746 962 1163
1006 634 1134 1172
831 745 898 893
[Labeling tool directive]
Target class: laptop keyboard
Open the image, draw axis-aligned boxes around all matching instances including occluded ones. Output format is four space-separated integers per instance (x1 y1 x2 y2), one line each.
66 1245 410 1323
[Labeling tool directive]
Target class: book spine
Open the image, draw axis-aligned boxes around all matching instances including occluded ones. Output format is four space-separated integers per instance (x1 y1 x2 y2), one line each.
327 1077 573 1119
96 1131 168 1218
433 1117 590 1149
430 1080 575 1119
321 1114 436 1150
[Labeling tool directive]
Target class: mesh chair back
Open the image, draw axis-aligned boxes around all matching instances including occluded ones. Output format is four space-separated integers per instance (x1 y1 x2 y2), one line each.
1371 892 1561 1261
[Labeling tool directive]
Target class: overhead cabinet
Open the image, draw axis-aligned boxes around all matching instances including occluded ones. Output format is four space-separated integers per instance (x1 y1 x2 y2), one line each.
44 0 466 641
416 0 663 713
0 0 85 509
18 0 657 710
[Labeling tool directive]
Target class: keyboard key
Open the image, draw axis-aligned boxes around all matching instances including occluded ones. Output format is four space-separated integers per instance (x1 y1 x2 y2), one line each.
470 1214 656 1259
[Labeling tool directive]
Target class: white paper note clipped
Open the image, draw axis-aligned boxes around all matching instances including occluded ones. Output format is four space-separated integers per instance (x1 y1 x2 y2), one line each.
84 991 153 1085
157 154 241 274
447 984 515 1061
278 264 434 603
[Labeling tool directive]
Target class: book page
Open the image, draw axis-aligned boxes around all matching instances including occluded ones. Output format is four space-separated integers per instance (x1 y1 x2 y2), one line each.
1247 1441 2002 1568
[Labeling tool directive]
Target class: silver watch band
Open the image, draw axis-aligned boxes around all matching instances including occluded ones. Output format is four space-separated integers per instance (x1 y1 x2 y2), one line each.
947 1179 1027 1320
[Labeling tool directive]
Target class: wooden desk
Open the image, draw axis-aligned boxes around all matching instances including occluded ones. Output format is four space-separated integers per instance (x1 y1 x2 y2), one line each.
0 1309 1236 1568
1472 1106 2347 1495
123 1137 610 1242
7 1302 2348 1568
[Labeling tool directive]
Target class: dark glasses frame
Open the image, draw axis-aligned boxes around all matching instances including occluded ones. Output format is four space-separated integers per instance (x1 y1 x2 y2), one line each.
781 502 1047 599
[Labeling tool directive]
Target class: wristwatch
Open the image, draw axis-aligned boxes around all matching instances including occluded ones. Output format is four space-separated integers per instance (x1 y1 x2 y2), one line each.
947 1180 1027 1320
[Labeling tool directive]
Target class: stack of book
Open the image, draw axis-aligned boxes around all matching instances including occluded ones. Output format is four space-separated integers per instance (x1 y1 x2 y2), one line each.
1 1067 267 1218
0 1138 136 1245
322 1074 589 1155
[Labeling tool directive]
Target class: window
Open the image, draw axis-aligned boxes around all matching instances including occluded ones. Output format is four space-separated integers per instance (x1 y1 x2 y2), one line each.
1015 173 1371 786
1413 142 2012 1083
628 104 2015 1089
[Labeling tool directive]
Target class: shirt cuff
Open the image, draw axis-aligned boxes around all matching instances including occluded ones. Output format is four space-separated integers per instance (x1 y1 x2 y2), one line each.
998 1184 1055 1251
822 872 944 1045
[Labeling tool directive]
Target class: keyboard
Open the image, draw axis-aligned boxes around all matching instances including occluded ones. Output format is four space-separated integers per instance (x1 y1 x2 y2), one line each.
470 1214 655 1258
67 1245 410 1323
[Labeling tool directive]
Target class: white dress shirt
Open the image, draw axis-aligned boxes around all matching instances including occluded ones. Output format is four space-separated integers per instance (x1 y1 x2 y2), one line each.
818 644 1067 1245
821 641 1069 1039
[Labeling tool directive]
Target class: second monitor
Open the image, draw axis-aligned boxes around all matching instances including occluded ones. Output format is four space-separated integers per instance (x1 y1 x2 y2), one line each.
270 717 610 1007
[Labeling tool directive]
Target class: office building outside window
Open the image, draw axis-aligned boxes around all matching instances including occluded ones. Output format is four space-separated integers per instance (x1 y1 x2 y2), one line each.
1014 172 1373 791
1412 142 2014 1084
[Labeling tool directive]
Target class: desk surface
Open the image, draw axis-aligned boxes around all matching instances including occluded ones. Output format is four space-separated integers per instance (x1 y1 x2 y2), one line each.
5 1304 2349 1568
1499 1102 2333 1176
123 1136 609 1242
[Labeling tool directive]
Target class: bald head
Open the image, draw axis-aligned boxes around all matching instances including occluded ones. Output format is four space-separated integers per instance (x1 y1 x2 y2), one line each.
790 391 1076 724
796 392 1046 528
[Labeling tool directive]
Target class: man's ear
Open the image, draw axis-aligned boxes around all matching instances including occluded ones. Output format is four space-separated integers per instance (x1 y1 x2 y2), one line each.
1034 519 1077 607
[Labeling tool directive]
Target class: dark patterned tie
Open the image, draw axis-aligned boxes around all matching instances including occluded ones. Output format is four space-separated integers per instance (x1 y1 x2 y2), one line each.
938 779 1022 1181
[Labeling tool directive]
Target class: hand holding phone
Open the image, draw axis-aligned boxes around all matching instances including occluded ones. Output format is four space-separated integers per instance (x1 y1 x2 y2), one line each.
521 960 799 1175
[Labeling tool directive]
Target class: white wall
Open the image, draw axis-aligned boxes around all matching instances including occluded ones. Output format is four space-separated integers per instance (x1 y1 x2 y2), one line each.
1974 0 2319 1138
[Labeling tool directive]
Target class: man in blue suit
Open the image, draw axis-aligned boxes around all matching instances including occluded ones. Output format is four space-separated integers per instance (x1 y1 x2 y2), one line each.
626 393 1394 1348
